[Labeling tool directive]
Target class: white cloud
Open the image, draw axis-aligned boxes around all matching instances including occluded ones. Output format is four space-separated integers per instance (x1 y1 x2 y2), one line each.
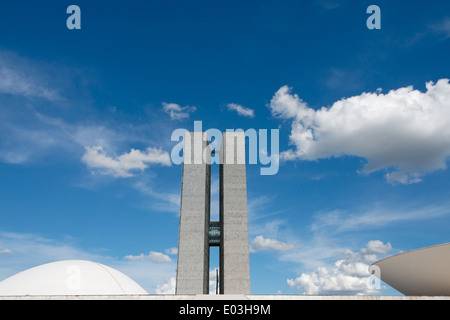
269 79 450 184
81 146 171 178
0 248 13 255
287 240 392 295
226 103 255 118
250 235 294 252
362 240 392 256
133 180 180 213
247 195 279 221
0 50 174 167
0 51 61 101
165 247 178 255
431 17 450 40
124 251 172 263
162 102 196 120
0 66 58 100
146 251 172 263
311 204 450 233
155 277 176 294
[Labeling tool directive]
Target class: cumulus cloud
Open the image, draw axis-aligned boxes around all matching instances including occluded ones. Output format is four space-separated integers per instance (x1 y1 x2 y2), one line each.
81 146 171 178
226 103 255 118
124 251 172 263
250 235 294 252
162 102 196 120
155 277 176 294
269 79 450 184
287 240 392 295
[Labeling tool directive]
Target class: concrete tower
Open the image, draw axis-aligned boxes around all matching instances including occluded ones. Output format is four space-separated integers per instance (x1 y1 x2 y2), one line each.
175 131 250 295
219 132 251 294
175 132 211 294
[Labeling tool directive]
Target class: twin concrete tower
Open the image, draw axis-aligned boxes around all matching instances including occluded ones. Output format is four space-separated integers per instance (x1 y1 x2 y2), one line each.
175 131 251 295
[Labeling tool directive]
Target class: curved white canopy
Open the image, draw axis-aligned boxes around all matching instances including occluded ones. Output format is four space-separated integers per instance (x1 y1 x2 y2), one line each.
0 260 147 296
371 243 450 296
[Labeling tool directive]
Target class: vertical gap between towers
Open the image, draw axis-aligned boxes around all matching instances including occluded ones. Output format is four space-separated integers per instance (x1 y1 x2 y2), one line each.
211 155 219 222
210 158 220 294
209 246 220 295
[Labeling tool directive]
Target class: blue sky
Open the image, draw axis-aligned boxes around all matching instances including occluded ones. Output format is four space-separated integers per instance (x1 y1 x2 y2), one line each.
0 0 449 295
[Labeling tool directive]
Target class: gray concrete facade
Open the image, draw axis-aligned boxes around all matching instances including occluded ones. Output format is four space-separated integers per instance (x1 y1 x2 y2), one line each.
175 132 211 294
176 131 250 295
219 132 251 294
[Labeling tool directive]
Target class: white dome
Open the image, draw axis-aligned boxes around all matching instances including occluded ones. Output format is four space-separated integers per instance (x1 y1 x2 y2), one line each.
0 260 148 296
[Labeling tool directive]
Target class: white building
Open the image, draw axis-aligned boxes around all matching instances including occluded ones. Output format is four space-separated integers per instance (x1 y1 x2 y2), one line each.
0 260 147 296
